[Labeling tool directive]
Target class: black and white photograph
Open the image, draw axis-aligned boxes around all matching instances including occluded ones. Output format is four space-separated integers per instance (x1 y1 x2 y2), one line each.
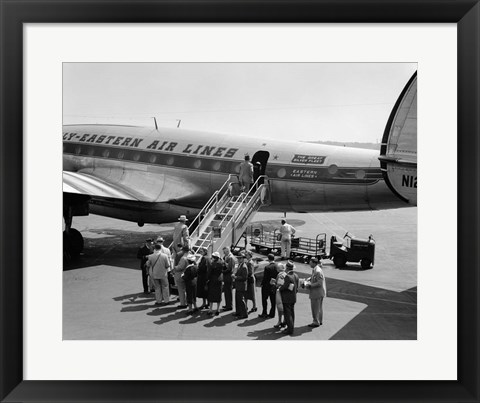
62 62 417 341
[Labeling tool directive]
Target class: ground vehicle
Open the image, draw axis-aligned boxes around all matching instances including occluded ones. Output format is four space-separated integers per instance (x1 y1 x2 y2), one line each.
329 232 375 269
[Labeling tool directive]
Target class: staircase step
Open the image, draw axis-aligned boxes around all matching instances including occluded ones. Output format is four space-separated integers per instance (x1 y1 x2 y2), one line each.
215 214 232 221
195 240 211 247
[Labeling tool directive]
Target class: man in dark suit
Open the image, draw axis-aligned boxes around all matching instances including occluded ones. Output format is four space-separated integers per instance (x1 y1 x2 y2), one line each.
279 260 300 335
136 238 153 294
233 252 248 319
259 253 279 318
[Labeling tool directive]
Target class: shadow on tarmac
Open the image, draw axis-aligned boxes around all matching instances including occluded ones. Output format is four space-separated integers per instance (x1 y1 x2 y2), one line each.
236 316 266 327
179 312 216 325
121 304 155 313
147 306 178 316
203 313 238 328
109 266 416 339
153 310 187 326
64 230 173 271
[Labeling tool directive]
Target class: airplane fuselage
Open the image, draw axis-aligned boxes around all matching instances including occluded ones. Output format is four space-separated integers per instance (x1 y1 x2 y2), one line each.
63 124 406 224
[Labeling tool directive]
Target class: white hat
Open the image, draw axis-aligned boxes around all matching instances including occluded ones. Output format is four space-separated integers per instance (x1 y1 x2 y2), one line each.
178 215 188 221
186 254 196 261
212 252 221 258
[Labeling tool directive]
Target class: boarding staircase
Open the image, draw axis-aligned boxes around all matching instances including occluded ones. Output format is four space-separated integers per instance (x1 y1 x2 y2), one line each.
188 174 271 258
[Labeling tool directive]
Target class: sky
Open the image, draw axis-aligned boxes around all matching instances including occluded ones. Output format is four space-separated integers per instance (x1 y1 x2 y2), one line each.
63 63 416 143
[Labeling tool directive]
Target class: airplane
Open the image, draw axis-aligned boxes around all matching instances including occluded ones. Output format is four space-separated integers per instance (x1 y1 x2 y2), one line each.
63 72 417 257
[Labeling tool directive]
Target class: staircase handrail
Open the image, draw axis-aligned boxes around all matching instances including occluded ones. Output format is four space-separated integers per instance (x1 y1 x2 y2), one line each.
187 173 239 237
212 176 269 251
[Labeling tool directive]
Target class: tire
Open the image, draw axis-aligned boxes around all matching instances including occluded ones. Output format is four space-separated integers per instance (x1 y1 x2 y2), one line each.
63 228 84 257
360 258 372 270
333 254 346 268
255 245 260 252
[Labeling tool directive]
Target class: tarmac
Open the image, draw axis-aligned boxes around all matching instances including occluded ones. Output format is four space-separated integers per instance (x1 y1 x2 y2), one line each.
63 207 417 340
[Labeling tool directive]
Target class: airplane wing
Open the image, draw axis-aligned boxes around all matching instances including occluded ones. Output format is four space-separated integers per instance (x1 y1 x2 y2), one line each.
63 168 202 203
379 71 417 205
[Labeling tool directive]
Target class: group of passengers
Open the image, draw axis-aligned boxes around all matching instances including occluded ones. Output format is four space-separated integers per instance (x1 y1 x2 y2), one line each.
137 229 326 335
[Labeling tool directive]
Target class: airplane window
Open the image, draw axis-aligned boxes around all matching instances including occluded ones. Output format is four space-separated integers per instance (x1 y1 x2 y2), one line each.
133 153 141 161
149 154 157 163
166 156 174 165
74 146 81 155
212 161 221 171
328 164 338 175
277 168 286 178
87 147 95 156
234 164 241 173
355 169 366 179
118 150 125 159
63 144 68 153
103 149 110 158
194 159 202 169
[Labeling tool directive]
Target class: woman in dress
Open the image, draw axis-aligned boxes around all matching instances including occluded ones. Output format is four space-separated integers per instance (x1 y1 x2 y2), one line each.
206 252 224 316
274 263 287 329
183 254 199 315
196 247 210 310
245 251 257 314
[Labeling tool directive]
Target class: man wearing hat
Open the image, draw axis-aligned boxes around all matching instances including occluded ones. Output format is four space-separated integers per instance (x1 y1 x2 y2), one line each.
172 215 191 263
279 260 300 335
136 238 154 294
233 252 248 319
260 253 280 318
304 257 327 327
146 243 171 305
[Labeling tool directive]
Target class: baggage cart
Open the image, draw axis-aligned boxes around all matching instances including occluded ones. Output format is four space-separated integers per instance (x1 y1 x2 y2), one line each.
290 233 327 262
248 224 281 255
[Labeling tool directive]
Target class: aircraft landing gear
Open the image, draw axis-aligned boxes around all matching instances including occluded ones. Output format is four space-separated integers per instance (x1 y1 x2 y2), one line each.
63 228 84 259
63 205 84 260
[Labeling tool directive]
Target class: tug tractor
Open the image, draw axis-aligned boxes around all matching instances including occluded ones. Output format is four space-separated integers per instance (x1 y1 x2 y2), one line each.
329 232 375 269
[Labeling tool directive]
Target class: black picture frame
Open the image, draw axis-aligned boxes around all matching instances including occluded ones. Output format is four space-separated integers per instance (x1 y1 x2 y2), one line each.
1 1 479 402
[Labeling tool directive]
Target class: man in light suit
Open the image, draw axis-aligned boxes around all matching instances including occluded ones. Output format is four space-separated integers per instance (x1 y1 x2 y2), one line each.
146 243 171 305
279 220 296 260
304 257 327 327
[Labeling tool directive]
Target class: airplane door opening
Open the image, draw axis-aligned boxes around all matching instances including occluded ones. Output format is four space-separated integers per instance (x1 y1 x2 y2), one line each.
252 151 271 205
252 151 270 183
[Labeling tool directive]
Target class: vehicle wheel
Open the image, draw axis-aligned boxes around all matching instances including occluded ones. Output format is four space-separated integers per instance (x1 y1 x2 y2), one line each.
333 254 346 268
63 228 84 257
255 245 260 252
360 258 372 270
